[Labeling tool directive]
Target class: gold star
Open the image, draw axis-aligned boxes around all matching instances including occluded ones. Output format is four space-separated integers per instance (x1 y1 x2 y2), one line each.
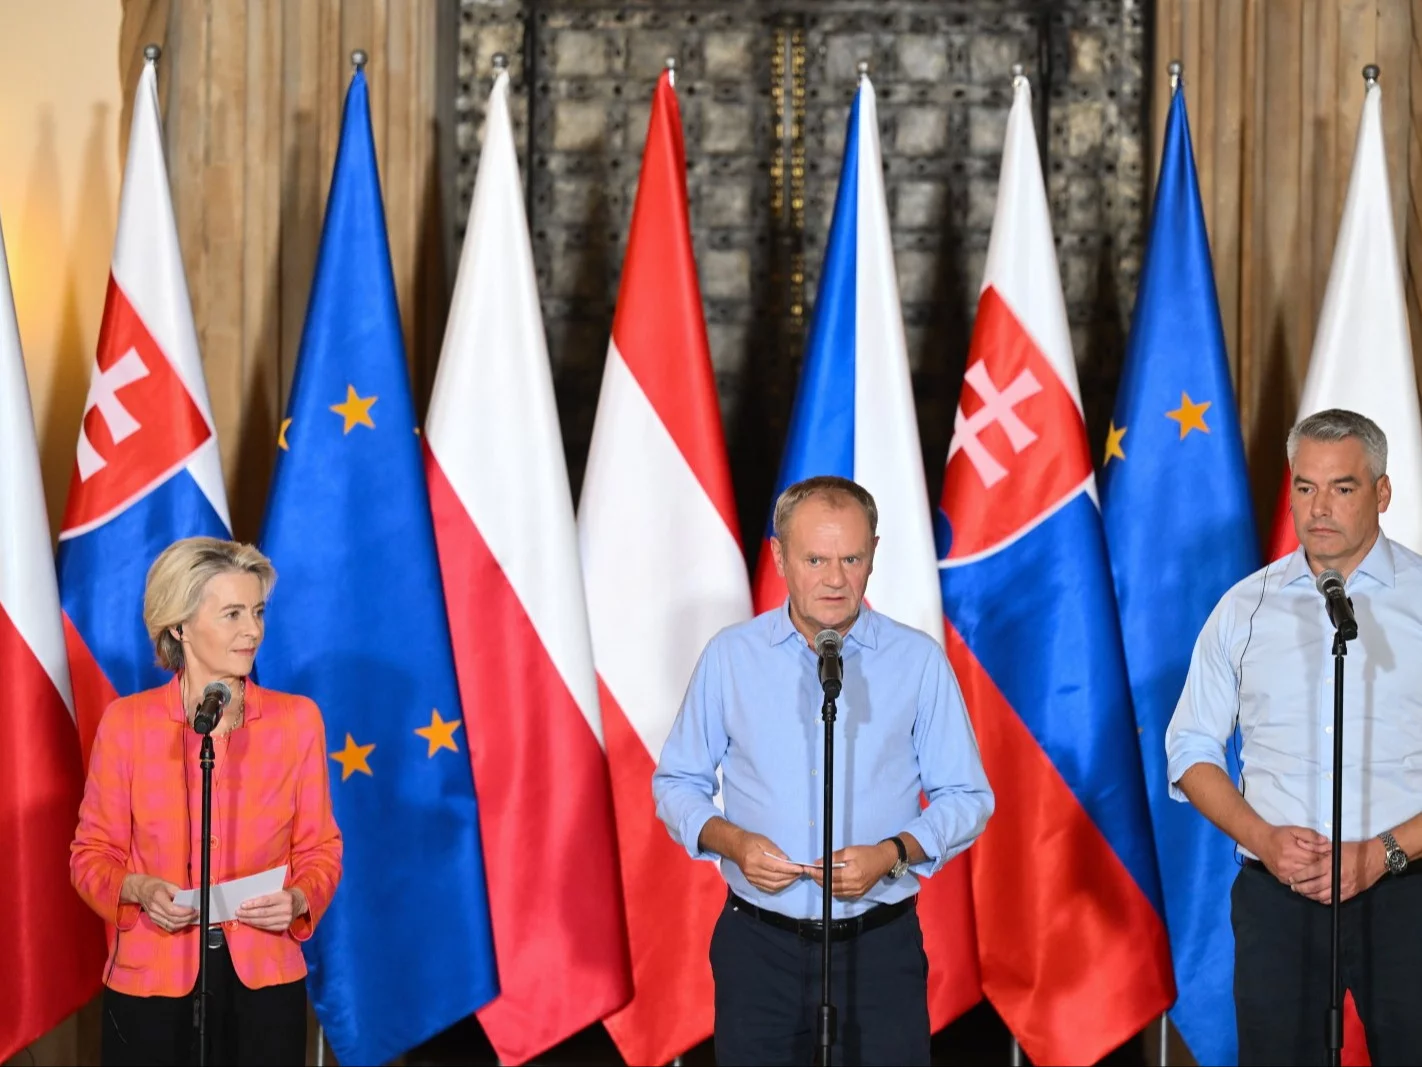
414 427 421 436
278 418 291 451
330 385 377 434
1166 392 1211 439
1104 421 1127 466
330 733 375 781
414 709 462 757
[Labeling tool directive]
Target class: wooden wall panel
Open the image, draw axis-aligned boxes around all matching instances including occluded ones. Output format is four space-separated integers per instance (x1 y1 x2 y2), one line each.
117 0 442 542
110 0 1422 566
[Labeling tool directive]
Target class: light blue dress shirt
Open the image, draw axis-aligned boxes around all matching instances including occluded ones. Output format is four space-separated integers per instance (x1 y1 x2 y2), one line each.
652 602 994 920
1166 533 1422 854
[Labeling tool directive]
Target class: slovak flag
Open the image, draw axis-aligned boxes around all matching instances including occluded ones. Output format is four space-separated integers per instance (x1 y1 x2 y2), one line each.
937 73 1174 1064
57 53 230 763
750 72 980 1031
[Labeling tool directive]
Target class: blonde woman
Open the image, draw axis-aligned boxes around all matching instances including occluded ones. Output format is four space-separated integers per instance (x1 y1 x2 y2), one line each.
72 537 342 1066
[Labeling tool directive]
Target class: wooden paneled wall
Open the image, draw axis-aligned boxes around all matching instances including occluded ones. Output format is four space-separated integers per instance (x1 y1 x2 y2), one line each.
117 0 445 543
1153 0 1422 518
114 1 1422 547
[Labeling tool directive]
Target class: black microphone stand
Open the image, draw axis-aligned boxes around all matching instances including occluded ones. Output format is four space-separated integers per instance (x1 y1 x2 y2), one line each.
817 674 839 1067
1326 622 1350 1067
192 707 220 1067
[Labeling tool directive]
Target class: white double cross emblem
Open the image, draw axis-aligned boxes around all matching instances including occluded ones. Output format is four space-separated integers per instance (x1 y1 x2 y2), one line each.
948 361 1042 488
75 347 149 481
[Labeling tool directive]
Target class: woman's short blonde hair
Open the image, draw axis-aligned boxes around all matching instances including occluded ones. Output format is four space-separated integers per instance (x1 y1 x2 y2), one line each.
144 537 277 672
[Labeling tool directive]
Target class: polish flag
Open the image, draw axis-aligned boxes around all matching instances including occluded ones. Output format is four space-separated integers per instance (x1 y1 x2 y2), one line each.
0 218 105 1059
424 69 631 1065
1267 76 1422 560
578 69 753 1066
1262 72 1401 1067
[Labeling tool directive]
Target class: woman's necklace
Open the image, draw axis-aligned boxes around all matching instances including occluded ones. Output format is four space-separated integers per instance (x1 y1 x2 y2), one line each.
184 678 245 737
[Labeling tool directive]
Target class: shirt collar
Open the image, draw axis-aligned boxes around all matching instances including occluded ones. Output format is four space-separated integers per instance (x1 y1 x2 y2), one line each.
1354 532 1397 587
1281 531 1396 589
166 672 263 724
768 600 879 650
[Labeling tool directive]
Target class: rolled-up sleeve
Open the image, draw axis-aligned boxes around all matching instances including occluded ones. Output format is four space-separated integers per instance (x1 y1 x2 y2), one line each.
71 701 141 931
652 638 730 862
901 650 994 876
286 701 343 942
1165 598 1238 800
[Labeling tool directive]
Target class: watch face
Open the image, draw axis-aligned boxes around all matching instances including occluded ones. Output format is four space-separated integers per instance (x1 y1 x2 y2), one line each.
1391 850 1409 873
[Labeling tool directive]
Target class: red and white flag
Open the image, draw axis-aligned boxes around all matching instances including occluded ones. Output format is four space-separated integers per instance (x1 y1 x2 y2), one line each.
0 218 105 1059
1267 77 1422 559
425 69 631 1065
1263 74 1409 1067
578 70 753 1066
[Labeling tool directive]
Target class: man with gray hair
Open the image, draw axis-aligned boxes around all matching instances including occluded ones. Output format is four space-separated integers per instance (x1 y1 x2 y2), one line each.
652 474 993 1065
1167 408 1422 1063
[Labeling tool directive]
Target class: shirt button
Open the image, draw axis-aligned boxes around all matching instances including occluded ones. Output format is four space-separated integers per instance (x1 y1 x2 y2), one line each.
1325 773 1333 780
1326 726 1334 735
209 835 219 846
809 820 815 827
811 769 817 776
1325 821 1333 828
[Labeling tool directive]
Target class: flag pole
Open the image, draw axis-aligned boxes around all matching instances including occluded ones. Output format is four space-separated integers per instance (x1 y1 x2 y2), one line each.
315 1026 325 1067
1009 1037 1022 1066
1150 60 1183 1067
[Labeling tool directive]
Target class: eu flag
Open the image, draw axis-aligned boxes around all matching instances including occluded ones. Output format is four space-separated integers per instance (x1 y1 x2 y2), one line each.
257 68 498 1065
1100 82 1258 1066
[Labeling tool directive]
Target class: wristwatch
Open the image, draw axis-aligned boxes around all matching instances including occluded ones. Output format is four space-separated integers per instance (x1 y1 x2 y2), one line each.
884 836 909 880
1379 831 1409 875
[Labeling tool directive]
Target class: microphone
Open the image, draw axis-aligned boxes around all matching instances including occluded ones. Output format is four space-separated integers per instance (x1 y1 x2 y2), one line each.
191 681 232 735
1316 569 1359 641
814 629 843 698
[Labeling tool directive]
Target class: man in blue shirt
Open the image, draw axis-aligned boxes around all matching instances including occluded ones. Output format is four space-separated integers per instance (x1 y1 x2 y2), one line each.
1168 409 1422 1064
653 475 993 1066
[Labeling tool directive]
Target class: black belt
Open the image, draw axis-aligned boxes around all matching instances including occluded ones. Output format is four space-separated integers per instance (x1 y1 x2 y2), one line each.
729 891 915 942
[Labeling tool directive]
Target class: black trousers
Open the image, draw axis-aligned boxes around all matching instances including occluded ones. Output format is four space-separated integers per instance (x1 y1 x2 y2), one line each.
100 941 306 1066
710 895 931 1066
1234 863 1422 1066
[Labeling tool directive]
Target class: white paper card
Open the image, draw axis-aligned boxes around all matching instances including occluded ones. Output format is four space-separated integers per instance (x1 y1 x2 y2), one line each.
174 865 288 924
